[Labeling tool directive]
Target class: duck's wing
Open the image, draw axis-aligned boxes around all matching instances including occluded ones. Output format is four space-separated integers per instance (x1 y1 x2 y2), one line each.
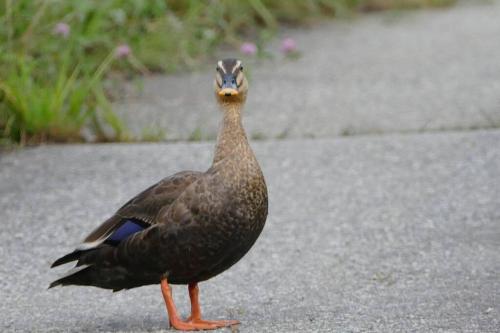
51 170 202 268
106 171 236 278
84 171 203 243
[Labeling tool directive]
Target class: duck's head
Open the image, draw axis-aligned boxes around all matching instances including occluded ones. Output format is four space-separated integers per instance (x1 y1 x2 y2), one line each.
214 58 248 104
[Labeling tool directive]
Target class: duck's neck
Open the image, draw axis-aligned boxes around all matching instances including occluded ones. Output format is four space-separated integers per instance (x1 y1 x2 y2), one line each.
213 102 249 164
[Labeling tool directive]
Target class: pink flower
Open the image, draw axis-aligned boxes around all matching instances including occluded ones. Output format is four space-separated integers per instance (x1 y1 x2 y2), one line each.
115 44 131 58
240 42 257 56
53 22 70 38
280 37 297 54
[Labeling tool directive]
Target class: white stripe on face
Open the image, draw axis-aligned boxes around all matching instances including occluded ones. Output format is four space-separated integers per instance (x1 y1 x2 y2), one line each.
231 60 242 74
218 60 226 73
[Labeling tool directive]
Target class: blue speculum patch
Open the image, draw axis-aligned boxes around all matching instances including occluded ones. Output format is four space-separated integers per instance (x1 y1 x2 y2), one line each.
107 220 146 244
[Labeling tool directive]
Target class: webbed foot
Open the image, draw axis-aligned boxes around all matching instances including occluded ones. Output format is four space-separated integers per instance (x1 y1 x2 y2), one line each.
171 317 239 330
161 278 240 331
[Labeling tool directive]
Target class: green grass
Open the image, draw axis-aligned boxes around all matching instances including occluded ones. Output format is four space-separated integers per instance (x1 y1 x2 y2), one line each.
251 131 267 140
0 0 455 145
188 127 204 142
358 0 455 11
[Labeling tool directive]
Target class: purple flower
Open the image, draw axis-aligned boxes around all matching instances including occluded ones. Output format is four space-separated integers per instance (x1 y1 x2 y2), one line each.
240 42 257 56
115 44 131 58
280 37 297 54
53 22 70 38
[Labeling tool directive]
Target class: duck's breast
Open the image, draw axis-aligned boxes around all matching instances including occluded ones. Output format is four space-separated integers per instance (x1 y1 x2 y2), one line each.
161 159 268 283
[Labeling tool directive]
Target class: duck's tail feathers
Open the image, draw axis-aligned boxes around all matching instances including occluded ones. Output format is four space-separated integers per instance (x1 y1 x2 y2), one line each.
48 264 92 289
50 250 86 268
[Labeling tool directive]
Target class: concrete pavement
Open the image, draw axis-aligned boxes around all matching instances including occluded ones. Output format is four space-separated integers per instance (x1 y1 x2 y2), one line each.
1 130 499 332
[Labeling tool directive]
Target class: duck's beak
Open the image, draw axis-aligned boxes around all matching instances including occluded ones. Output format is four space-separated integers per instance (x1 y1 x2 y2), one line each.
219 88 239 96
218 74 239 96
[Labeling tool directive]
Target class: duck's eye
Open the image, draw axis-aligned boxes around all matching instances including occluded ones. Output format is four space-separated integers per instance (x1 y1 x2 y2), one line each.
223 79 227 84
231 79 236 84
240 66 243 71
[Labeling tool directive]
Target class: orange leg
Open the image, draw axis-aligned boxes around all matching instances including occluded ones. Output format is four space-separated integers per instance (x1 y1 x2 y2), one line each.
160 277 239 331
186 282 239 328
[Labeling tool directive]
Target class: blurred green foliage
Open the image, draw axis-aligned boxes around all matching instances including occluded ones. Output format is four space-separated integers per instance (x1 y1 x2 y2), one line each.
0 0 454 144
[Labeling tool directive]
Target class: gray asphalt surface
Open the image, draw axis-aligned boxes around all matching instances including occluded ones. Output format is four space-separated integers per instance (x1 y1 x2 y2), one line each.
116 1 500 140
1 130 499 332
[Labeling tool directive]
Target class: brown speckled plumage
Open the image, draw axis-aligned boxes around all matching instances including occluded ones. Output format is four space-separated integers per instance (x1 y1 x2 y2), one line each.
50 59 268 293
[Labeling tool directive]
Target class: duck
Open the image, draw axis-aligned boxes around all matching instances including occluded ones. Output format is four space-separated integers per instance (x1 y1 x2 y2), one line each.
49 58 268 331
